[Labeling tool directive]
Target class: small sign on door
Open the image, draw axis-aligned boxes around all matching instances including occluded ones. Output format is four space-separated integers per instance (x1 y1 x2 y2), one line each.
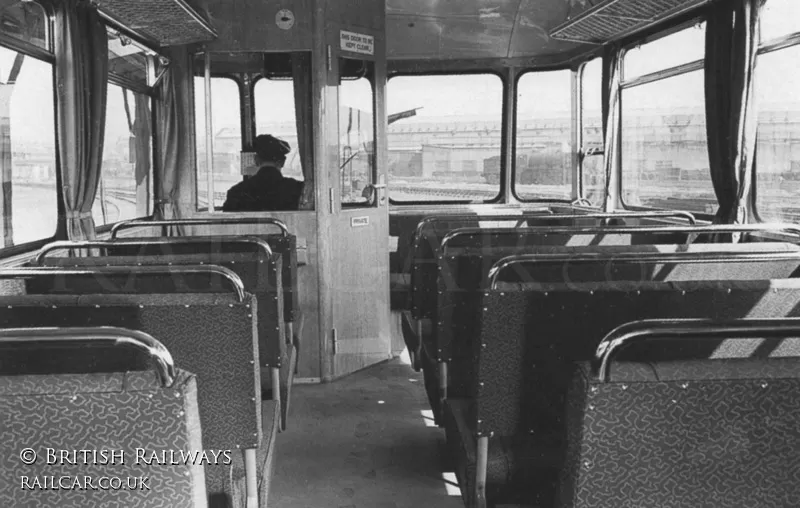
351 216 370 227
340 30 374 56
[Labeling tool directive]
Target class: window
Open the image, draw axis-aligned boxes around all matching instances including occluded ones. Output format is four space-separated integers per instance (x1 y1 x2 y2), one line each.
0 1 47 50
194 75 241 211
92 26 159 226
93 84 152 226
624 25 705 80
254 77 304 182
516 69 572 201
339 58 375 207
581 58 604 206
754 0 800 222
107 28 154 88
387 73 503 202
620 23 715 214
197 52 313 212
760 0 799 42
0 1 57 247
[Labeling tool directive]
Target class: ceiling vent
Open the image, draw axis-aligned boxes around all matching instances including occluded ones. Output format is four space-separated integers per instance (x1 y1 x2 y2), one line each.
95 0 217 47
550 0 709 45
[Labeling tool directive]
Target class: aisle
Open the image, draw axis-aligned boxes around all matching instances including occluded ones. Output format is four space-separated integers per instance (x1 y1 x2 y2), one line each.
270 355 464 508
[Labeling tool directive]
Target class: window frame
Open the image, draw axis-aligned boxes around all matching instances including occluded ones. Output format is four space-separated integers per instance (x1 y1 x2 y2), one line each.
192 71 245 212
93 84 156 233
512 65 577 204
0 0 64 257
750 13 800 223
93 19 162 231
251 73 307 185
386 69 507 206
339 57 377 209
577 57 606 206
617 18 712 218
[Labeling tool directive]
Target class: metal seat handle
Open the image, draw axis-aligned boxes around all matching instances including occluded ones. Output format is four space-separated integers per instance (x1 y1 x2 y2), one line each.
0 265 248 302
594 317 800 382
111 217 290 238
0 326 178 388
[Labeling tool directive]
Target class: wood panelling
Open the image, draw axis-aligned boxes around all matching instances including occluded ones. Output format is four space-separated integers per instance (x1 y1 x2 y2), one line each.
190 211 321 379
321 5 392 379
204 0 313 52
329 209 392 377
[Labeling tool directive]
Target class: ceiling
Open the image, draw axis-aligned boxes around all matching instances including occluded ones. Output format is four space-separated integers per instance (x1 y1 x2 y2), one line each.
385 0 597 61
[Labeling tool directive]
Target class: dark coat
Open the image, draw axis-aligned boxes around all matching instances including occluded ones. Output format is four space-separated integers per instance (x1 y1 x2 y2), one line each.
221 166 304 212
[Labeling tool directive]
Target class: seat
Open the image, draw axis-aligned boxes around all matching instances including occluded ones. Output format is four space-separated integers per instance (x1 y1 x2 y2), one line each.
0 327 207 507
559 320 800 507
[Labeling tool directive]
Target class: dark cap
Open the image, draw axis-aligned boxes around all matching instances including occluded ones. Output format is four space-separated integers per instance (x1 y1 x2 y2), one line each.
254 134 291 162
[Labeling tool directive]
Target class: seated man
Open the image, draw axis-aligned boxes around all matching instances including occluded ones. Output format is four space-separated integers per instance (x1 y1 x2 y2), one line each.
222 134 304 212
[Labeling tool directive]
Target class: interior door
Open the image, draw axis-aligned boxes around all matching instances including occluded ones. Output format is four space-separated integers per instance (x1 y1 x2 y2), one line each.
329 50 392 377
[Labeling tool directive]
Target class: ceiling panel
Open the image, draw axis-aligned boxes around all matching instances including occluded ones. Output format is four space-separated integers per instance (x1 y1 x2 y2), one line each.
507 0 592 58
386 0 593 61
387 0 519 59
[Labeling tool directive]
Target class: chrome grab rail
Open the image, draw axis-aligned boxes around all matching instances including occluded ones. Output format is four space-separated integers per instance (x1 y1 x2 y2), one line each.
594 318 800 382
34 236 274 266
411 210 555 246
444 223 800 264
0 266 247 302
437 210 700 256
485 249 800 289
110 217 290 239
416 209 697 245
0 326 177 388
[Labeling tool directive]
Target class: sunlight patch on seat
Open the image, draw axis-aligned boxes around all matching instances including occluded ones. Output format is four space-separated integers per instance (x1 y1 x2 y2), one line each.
419 409 437 427
399 347 412 365
441 472 461 496
710 338 764 359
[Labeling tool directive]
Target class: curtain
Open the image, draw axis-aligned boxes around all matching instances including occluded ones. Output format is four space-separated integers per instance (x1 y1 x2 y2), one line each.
705 0 762 236
153 47 193 236
133 91 152 217
600 43 622 212
54 0 107 240
292 52 314 210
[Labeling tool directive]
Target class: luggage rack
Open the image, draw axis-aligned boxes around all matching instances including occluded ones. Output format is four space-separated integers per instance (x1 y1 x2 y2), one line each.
550 0 710 45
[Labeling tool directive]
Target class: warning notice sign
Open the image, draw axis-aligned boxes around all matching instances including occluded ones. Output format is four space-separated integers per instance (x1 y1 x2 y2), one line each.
340 30 374 56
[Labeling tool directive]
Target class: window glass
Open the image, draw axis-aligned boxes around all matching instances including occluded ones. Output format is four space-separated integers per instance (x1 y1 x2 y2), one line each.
515 70 572 200
387 73 502 202
760 0 800 42
107 28 152 87
0 1 48 50
339 59 375 206
254 77 304 182
621 69 714 213
0 46 57 246
194 76 240 210
624 23 705 81
581 58 605 206
93 84 152 225
754 43 800 222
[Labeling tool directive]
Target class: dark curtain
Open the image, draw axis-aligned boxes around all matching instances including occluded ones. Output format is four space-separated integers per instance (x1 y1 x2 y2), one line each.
153 47 193 236
601 43 622 212
705 0 762 233
133 92 152 217
54 0 108 240
0 53 23 247
292 52 314 210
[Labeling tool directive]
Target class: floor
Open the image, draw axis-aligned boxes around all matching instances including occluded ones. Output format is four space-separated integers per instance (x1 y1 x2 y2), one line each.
270 353 464 508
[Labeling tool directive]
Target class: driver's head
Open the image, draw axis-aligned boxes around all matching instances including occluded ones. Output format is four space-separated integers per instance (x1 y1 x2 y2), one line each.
254 134 291 168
